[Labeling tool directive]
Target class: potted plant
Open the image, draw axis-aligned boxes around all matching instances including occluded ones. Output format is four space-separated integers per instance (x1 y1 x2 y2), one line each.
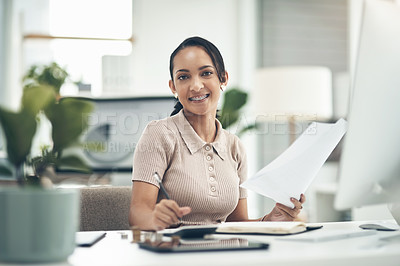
0 62 93 263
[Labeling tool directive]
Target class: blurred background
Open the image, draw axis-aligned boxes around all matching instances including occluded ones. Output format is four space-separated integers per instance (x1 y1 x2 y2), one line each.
1 0 398 223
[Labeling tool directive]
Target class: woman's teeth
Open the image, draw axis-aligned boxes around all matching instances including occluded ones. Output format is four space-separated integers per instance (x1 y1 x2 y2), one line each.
189 94 209 101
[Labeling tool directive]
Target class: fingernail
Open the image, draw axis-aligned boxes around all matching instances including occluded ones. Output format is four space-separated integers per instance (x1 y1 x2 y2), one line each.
291 197 295 201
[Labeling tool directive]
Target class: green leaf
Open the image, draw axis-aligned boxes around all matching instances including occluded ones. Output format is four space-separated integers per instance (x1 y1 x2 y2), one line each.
221 88 247 112
30 149 58 177
57 155 92 173
21 84 56 115
45 98 93 152
219 88 248 129
38 62 69 92
23 62 69 94
0 165 12 176
0 108 37 166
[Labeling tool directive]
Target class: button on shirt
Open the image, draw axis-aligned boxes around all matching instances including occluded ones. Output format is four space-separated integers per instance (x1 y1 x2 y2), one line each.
132 110 248 225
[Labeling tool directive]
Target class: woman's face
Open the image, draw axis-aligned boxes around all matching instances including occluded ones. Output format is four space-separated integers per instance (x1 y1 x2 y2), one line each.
169 46 227 117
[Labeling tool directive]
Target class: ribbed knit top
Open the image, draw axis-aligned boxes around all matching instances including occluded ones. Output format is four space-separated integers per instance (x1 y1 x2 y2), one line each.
132 110 248 225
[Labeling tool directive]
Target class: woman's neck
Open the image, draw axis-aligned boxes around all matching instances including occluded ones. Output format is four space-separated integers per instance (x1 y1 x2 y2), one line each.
183 110 217 143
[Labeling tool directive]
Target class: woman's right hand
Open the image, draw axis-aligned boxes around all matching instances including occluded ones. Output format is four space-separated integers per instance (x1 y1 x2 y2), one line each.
151 199 191 230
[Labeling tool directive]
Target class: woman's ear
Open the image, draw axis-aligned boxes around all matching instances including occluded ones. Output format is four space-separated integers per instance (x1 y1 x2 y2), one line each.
222 71 229 86
169 80 176 95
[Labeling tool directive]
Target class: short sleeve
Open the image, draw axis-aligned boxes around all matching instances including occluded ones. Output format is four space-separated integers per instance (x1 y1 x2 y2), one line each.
235 137 248 199
132 120 176 187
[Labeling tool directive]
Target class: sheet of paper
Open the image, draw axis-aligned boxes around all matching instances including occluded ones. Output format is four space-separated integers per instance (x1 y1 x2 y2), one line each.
241 118 347 208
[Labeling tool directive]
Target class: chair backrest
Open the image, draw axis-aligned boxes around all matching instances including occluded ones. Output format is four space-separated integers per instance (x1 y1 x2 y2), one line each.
79 186 132 231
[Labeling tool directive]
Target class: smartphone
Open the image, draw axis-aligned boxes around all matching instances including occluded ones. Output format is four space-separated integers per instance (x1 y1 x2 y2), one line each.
138 238 269 253
76 232 107 247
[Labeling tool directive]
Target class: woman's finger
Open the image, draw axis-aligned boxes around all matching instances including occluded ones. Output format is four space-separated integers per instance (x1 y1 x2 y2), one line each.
299 194 306 204
290 197 303 210
159 199 181 215
276 203 297 218
155 201 181 224
160 200 185 219
156 210 178 225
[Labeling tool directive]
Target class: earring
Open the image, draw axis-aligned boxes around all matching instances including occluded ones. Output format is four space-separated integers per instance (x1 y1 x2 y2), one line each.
174 93 178 99
220 85 226 91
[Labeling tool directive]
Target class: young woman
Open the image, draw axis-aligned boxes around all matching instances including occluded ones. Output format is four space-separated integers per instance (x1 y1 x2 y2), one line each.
129 36 305 231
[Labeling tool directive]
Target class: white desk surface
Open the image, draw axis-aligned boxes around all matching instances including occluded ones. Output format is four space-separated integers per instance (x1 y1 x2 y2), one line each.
2 220 400 266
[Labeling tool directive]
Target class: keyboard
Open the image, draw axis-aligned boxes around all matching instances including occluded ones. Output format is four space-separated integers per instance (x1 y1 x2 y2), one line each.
278 229 376 242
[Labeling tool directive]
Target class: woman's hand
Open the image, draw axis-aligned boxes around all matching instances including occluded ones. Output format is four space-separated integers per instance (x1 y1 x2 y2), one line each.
263 194 306 222
151 199 191 230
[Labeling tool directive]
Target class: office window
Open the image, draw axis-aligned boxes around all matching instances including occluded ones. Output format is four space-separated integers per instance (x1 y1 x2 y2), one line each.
23 0 133 96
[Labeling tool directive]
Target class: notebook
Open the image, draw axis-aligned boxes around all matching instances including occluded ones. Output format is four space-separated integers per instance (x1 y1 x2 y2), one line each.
161 222 322 238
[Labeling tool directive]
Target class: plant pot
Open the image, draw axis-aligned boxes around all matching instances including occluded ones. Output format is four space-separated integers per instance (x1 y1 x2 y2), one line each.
0 187 79 263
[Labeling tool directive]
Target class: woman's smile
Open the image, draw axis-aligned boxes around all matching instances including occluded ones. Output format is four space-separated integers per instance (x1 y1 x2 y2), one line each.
188 93 210 102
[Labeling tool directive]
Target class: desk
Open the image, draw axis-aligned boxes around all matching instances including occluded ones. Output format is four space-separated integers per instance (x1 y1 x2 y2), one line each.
1 220 400 266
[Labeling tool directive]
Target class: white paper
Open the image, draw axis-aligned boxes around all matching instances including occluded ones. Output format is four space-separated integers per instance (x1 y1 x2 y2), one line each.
241 118 347 208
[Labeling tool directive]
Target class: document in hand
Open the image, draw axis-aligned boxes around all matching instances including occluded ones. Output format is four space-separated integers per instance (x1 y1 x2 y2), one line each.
216 221 307 235
241 119 347 208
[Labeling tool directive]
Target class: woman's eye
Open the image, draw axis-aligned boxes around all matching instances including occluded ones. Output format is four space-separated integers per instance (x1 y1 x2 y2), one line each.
202 71 213 77
177 75 188 80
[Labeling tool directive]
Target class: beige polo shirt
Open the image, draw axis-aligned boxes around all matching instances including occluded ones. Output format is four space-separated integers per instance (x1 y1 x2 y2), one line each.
132 110 248 225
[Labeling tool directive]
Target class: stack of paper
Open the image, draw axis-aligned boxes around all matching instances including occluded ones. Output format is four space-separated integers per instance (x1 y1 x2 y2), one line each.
241 119 347 208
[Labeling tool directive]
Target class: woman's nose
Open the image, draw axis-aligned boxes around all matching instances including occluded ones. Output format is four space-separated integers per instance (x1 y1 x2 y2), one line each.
190 76 203 92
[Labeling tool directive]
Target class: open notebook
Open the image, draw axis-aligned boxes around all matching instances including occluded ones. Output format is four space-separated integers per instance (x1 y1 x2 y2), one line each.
161 222 321 238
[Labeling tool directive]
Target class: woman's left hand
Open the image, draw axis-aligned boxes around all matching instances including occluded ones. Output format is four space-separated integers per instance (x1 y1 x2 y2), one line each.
263 194 306 222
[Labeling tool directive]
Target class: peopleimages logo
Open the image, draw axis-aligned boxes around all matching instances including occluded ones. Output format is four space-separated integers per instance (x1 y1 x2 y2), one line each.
80 112 321 140
223 113 320 136
81 112 170 137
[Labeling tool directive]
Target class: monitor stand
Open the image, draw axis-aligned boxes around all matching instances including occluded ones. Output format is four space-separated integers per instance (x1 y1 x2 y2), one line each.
389 203 400 226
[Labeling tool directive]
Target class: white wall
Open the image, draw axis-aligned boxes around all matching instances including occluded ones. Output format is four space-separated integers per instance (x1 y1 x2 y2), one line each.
0 0 51 110
130 0 244 96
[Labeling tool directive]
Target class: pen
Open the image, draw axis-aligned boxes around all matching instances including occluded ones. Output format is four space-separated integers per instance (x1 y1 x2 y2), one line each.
153 172 182 222
153 172 170 200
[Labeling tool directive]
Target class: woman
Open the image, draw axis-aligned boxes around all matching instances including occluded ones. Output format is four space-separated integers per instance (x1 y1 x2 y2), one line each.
129 36 305 231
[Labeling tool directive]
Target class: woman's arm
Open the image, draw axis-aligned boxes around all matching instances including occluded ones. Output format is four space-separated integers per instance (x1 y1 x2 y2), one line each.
225 198 248 221
129 181 191 231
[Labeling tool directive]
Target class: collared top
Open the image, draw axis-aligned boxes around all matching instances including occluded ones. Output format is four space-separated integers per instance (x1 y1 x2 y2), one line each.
132 110 248 225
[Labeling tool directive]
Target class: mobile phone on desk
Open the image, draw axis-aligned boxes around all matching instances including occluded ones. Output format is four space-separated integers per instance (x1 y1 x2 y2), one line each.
76 231 107 247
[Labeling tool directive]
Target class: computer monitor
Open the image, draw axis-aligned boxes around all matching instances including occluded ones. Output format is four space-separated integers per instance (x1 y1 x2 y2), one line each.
334 0 400 225
64 96 176 172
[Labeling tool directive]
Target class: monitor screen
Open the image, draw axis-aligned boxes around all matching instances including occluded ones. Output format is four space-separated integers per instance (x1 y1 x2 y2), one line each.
334 0 400 215
63 96 176 172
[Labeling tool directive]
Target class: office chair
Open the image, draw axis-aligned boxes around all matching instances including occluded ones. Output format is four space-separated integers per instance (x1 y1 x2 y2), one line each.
79 186 132 231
